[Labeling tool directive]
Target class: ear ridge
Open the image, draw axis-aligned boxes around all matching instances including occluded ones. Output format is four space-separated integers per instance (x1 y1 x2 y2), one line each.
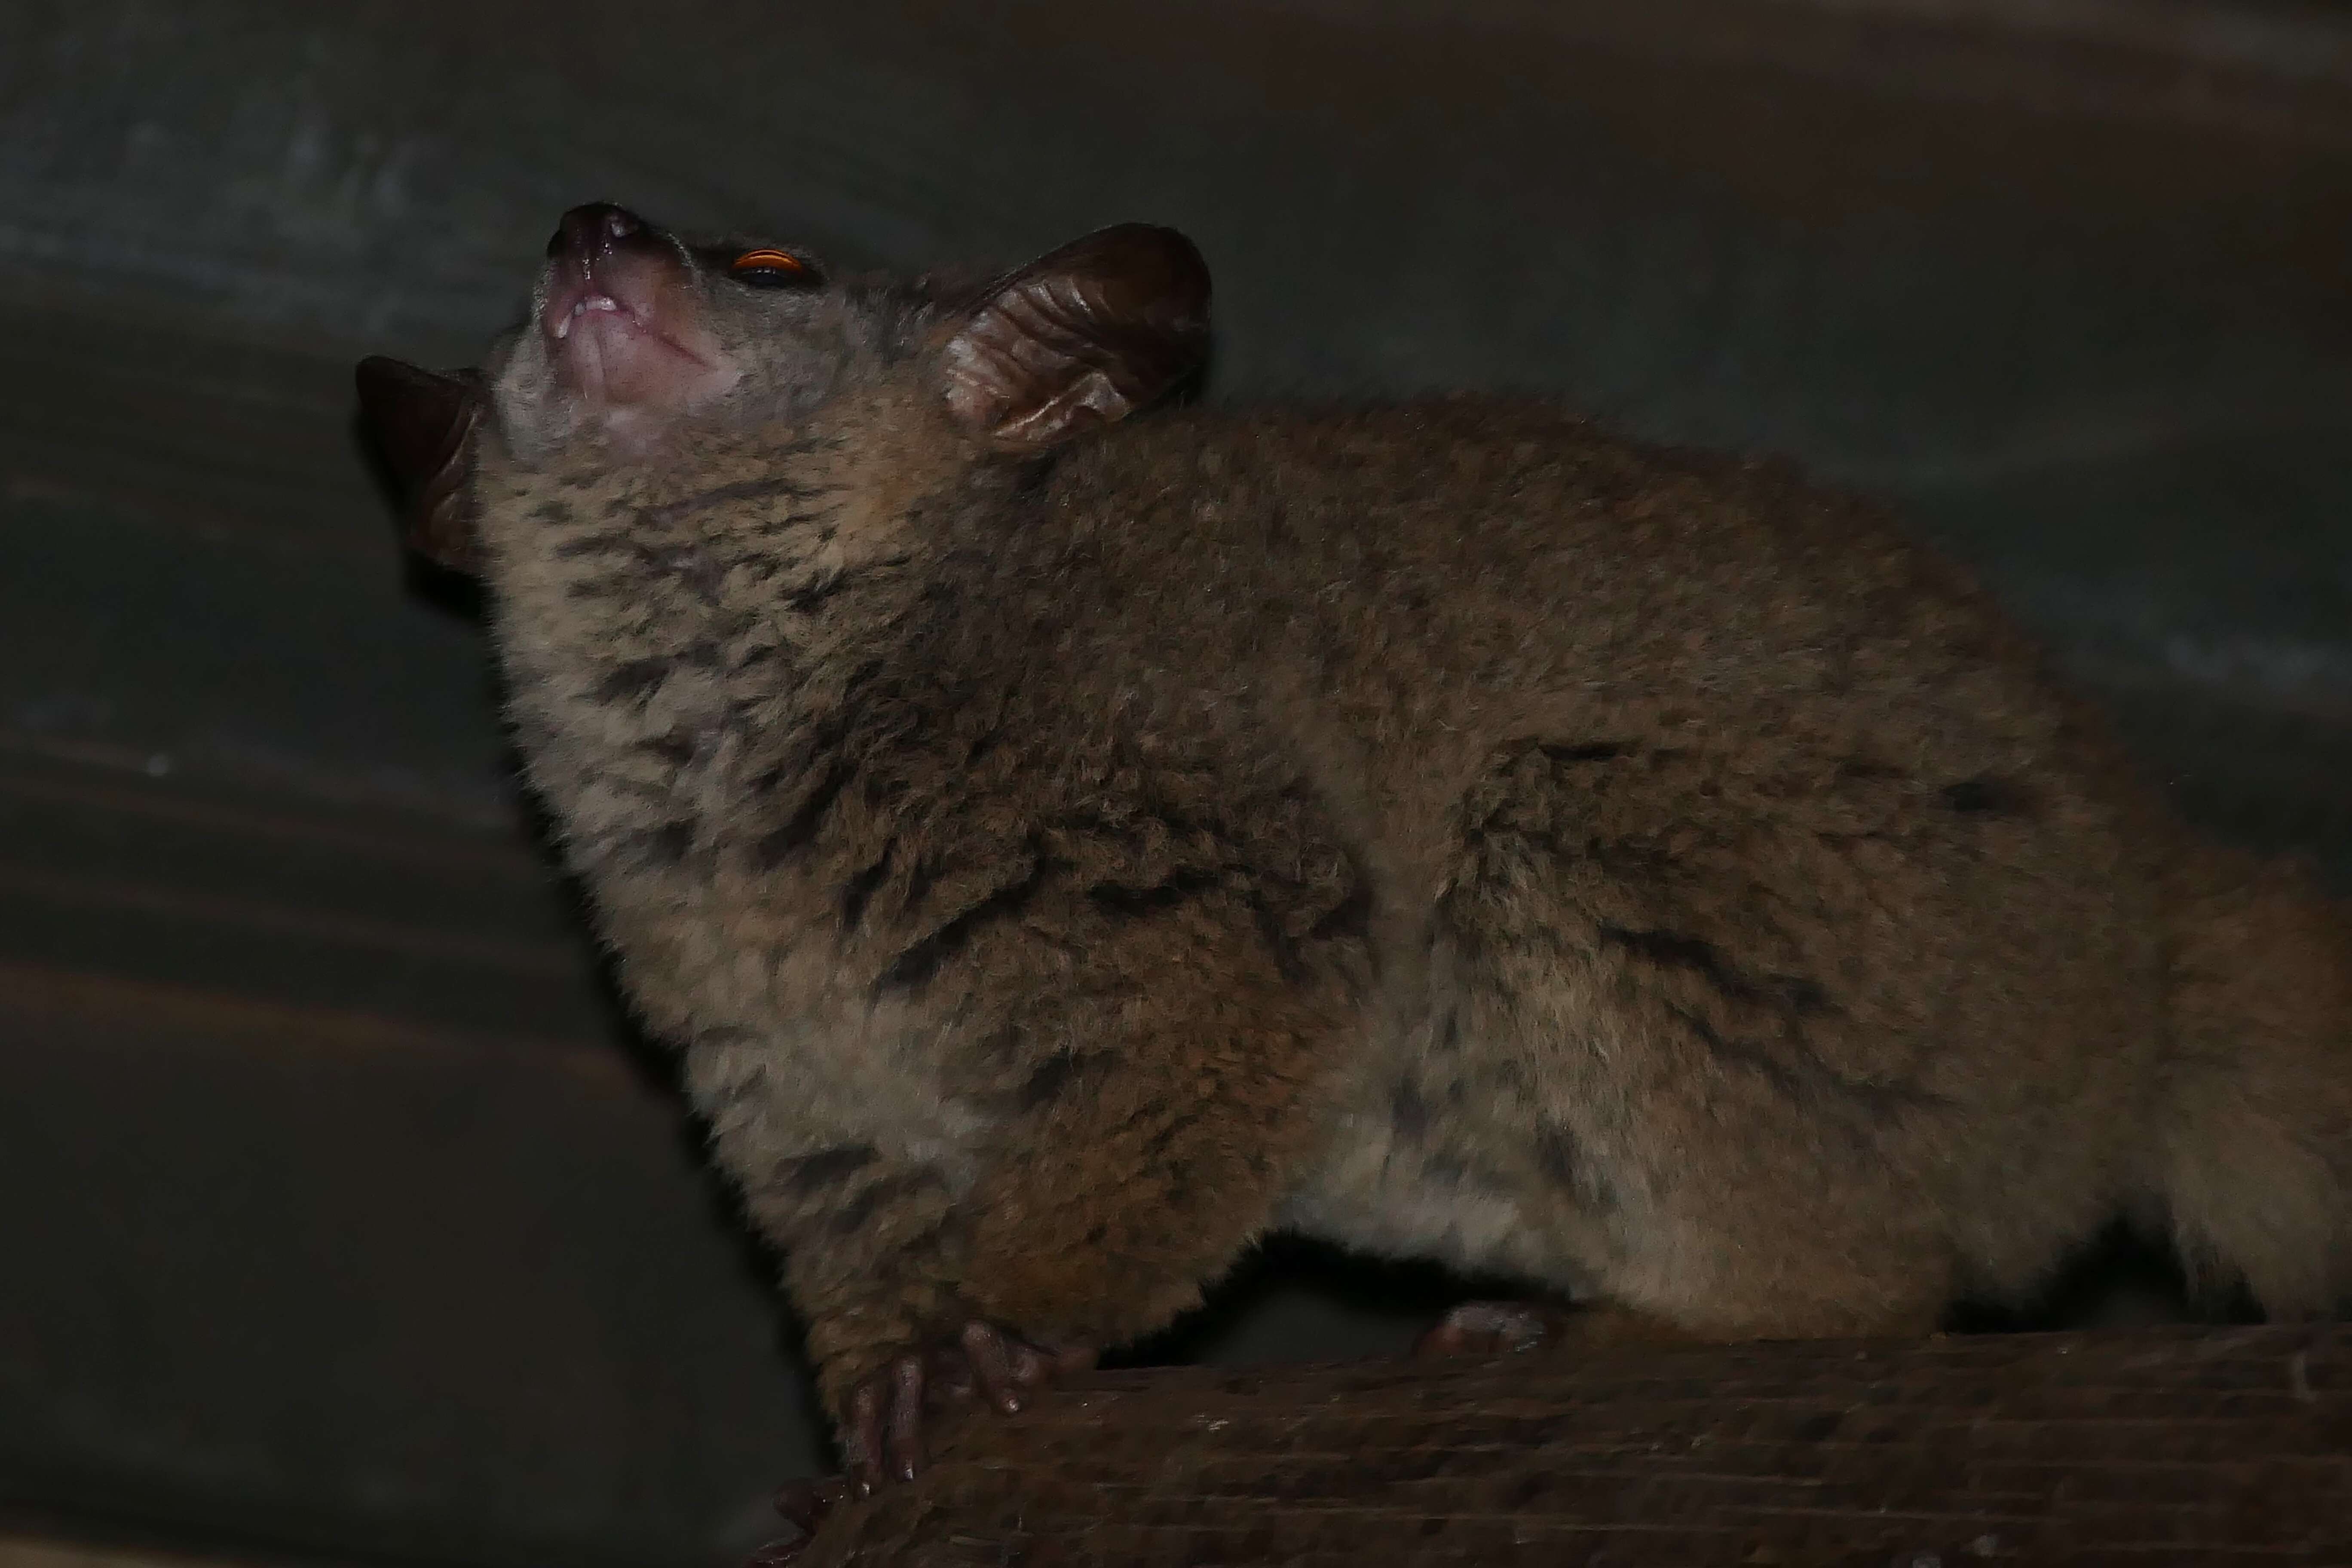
355 356 486 574
941 224 1210 453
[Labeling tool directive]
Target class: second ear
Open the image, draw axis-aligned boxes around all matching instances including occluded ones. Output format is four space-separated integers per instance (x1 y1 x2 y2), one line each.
354 355 486 574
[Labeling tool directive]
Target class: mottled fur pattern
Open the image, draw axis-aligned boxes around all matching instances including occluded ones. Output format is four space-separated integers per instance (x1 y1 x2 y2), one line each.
370 212 2351 1442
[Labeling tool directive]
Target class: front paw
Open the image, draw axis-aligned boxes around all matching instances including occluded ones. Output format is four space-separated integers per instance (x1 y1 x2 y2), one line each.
840 1319 1096 1494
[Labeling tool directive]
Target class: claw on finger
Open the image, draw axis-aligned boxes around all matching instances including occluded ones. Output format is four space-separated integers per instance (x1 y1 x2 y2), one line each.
883 1354 927 1482
961 1320 1025 1413
845 1380 886 1497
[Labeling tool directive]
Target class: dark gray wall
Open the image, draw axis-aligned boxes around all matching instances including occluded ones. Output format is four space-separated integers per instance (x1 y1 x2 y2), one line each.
5 0 2348 842
2 3 2348 1565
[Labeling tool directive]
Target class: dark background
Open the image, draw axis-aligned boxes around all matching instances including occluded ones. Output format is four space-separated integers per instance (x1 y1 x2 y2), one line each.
2 3 2348 1566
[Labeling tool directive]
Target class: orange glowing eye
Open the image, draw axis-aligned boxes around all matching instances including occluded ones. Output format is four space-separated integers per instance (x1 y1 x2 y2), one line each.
729 248 815 288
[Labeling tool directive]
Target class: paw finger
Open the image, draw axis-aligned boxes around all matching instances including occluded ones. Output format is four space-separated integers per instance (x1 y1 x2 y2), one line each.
882 1354 927 1482
960 1321 1027 1412
845 1382 887 1497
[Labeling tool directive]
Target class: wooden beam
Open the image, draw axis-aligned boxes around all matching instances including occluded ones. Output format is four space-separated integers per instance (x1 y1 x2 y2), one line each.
793 1324 2350 1565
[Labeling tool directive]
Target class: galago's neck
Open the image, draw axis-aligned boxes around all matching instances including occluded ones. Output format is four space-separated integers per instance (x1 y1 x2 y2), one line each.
473 393 973 891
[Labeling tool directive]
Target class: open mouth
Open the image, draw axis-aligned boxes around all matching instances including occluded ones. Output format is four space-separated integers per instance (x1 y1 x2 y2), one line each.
539 254 728 410
542 263 709 361
549 288 630 340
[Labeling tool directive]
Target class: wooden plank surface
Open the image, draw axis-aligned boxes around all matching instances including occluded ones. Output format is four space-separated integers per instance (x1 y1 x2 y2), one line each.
796 1326 2352 1566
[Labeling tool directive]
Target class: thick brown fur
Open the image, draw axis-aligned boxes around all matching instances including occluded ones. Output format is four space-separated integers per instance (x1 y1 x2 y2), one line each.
361 208 2352 1467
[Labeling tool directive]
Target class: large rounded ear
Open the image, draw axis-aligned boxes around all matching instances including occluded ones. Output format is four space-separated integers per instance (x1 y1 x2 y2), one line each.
355 356 486 574
938 224 1210 454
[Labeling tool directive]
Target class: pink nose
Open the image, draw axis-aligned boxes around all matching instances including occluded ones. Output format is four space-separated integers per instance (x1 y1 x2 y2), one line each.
547 202 646 260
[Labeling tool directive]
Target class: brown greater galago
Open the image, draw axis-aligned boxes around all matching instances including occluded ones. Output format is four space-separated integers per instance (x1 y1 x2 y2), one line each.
358 202 2352 1510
